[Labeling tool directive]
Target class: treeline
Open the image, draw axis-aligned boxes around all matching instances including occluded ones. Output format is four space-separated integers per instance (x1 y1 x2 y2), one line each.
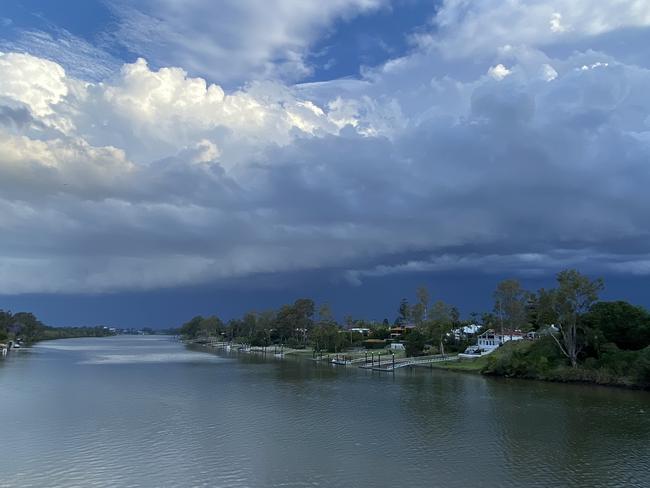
479 270 650 387
0 310 114 345
179 269 650 387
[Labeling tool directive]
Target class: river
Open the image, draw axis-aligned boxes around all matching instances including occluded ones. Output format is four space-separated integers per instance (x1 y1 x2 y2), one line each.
1 335 648 487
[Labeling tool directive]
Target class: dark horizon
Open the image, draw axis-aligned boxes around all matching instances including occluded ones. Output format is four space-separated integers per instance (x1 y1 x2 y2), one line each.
3 271 649 329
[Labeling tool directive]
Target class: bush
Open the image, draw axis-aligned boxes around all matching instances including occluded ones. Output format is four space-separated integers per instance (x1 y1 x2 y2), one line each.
285 337 305 349
482 338 566 378
634 348 650 386
598 343 638 376
405 330 426 357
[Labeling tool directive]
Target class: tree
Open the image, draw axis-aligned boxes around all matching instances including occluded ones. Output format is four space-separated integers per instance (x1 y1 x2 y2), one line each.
397 298 411 325
274 298 315 344
318 303 335 324
199 316 223 338
12 312 45 343
0 310 13 341
426 300 455 355
493 279 528 340
582 301 650 351
241 312 258 342
481 312 497 329
369 325 390 340
532 288 558 330
311 324 346 353
542 270 604 368
405 329 426 357
411 286 429 324
180 316 204 339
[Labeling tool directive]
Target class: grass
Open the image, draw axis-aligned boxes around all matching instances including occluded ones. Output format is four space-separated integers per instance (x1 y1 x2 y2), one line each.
428 356 489 372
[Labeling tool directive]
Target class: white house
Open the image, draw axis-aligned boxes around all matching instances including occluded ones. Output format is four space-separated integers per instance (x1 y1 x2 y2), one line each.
450 323 481 340
474 328 524 353
350 327 371 336
477 329 524 350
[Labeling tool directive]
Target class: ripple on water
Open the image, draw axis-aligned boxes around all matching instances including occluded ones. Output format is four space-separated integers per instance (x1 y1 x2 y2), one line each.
78 352 228 365
2 337 649 488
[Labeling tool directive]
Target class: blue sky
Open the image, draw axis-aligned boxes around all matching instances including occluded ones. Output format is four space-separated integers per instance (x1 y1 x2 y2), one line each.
1 0 439 84
2 1 650 327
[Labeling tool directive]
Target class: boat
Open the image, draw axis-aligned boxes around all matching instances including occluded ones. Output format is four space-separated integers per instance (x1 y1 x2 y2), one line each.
331 358 351 365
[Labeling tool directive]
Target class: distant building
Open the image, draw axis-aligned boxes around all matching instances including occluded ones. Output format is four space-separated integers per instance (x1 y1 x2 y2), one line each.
450 323 482 341
350 327 370 336
389 324 416 339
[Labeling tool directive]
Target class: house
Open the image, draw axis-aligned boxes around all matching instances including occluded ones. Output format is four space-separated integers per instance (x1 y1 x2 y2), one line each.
475 328 524 352
389 324 416 339
350 327 370 337
450 323 481 341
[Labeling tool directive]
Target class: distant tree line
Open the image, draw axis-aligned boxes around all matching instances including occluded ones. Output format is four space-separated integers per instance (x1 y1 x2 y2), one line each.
0 310 114 345
178 269 650 387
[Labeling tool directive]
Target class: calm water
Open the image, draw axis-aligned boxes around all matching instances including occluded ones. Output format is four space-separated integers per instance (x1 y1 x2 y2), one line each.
1 336 649 488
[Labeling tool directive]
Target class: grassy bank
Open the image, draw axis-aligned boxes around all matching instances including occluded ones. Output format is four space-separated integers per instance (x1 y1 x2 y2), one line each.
430 339 650 389
428 356 490 373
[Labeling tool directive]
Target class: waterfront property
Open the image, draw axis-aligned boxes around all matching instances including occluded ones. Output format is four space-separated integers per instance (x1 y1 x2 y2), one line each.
461 328 525 356
477 328 524 351
350 327 370 336
450 323 481 341
389 324 416 339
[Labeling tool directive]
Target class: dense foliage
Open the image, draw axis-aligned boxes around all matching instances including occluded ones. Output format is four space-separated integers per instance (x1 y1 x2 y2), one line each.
0 309 114 344
178 269 650 388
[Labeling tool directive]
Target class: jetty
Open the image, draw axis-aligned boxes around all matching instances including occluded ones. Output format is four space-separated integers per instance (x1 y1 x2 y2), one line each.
358 354 460 372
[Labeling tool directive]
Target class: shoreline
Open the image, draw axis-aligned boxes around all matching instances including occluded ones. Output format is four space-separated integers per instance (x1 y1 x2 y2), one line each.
185 338 650 391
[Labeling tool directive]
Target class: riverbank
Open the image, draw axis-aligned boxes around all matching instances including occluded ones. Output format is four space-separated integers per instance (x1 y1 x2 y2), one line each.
187 339 408 363
188 337 650 390
430 339 650 390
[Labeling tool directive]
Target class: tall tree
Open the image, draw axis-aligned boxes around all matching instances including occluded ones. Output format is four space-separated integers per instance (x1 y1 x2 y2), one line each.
397 298 411 325
493 279 528 341
318 303 335 325
412 286 430 324
427 300 454 355
543 270 604 368
532 288 558 330
274 298 315 344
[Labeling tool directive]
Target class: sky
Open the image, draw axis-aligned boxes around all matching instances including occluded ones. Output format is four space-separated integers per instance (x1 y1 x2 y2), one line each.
2 0 650 327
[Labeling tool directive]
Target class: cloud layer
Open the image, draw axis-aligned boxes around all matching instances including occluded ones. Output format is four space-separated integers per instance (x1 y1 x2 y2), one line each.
1 1 650 294
104 0 387 84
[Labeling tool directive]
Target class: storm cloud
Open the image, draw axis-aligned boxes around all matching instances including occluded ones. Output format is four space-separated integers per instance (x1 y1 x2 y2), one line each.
1 1 650 294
